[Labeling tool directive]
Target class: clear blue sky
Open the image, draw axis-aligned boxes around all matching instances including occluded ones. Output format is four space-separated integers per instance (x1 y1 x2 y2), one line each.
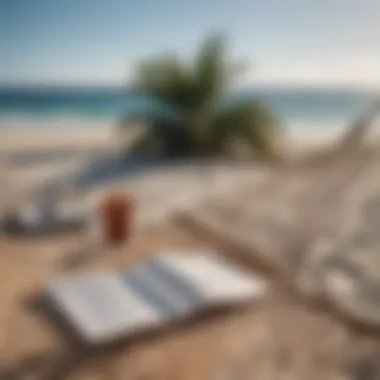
1 0 379 88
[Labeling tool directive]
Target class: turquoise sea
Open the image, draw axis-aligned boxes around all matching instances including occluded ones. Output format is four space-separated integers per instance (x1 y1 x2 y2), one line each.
0 87 379 134
1 87 379 191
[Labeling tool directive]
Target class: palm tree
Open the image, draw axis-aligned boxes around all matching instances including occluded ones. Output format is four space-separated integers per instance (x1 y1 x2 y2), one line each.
121 33 281 159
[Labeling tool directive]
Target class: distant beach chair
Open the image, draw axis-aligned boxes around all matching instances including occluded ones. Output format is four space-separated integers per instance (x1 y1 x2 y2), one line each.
1 199 89 236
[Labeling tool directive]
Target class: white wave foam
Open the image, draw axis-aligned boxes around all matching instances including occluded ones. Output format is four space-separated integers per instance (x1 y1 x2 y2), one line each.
0 117 115 132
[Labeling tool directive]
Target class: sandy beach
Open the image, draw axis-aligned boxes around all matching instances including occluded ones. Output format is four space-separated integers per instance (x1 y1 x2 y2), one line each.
0 124 344 206
1 124 276 223
3 0 380 377
1 124 380 380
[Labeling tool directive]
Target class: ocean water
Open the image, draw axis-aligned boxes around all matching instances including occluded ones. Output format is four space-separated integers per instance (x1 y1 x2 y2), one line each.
0 88 379 135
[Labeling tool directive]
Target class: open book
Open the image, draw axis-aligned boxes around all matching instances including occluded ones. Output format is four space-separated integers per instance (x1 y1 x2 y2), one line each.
45 251 266 344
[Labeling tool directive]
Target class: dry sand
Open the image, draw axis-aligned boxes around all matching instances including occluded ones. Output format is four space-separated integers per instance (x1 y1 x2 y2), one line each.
0 125 347 212
1 126 380 380
1 127 276 224
1 222 379 380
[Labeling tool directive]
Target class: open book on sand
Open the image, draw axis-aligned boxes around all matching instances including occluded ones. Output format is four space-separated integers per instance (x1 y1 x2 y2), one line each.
45 251 266 344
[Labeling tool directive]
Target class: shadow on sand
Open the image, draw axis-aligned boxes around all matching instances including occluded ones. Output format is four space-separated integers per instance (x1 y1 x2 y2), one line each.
40 152 205 196
4 148 94 168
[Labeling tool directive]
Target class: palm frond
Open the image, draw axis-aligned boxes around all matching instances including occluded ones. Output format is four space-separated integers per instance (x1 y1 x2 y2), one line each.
194 33 227 106
124 33 282 159
128 131 162 156
211 99 280 157
125 110 194 157
135 55 199 113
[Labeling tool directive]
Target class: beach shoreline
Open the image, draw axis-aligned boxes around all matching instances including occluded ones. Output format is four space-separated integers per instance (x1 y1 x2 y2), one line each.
0 121 347 153
1 121 378 225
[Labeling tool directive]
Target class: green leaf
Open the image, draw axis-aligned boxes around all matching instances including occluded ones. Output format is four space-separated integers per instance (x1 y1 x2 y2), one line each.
211 100 280 157
123 32 282 159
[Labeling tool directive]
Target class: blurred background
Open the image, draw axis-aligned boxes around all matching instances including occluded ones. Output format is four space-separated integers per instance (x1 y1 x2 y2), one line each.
1 1 380 380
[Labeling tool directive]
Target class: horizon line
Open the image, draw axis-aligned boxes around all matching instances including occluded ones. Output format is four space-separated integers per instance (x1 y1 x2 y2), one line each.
1 83 379 94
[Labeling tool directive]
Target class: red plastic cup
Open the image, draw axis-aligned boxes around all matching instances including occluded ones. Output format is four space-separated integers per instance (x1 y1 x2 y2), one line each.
99 193 134 246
